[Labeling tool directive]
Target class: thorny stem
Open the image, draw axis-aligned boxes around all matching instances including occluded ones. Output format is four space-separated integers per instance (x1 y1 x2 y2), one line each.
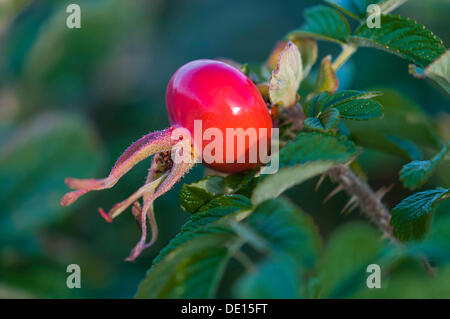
328 165 393 239
328 164 435 276
332 44 357 71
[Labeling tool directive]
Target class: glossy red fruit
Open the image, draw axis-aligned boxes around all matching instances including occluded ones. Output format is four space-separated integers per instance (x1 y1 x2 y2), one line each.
166 59 272 173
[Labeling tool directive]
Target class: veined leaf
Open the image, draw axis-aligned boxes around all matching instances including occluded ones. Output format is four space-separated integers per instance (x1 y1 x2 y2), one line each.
351 14 446 68
391 188 450 242
304 108 340 133
269 41 303 107
252 132 357 205
179 176 227 213
234 198 322 298
325 0 408 20
304 90 383 121
287 6 351 44
400 143 449 190
154 195 251 266
136 234 235 298
139 197 322 299
278 132 357 168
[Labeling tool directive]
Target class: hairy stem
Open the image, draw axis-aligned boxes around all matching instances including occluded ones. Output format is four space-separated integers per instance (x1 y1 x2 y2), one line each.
328 164 435 276
332 44 357 71
328 165 394 239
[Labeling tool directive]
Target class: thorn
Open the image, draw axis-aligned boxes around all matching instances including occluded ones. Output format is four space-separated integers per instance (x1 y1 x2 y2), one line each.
98 208 113 223
323 185 344 203
315 174 326 191
341 195 358 214
346 202 359 214
376 184 394 201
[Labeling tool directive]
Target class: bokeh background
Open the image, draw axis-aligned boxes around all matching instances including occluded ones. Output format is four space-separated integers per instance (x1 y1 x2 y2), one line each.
0 0 449 298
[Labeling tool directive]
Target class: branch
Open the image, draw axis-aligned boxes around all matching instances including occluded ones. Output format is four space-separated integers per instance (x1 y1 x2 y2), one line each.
328 164 394 240
328 164 435 276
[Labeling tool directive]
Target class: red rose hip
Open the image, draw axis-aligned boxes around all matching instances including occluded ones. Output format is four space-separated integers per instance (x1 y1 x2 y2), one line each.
166 60 272 172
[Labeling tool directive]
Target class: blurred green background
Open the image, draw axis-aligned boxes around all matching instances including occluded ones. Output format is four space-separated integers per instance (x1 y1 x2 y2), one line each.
0 0 448 298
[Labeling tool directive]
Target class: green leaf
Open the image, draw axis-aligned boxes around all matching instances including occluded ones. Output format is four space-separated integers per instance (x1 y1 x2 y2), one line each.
351 14 446 68
246 199 322 268
269 41 303 107
317 222 390 298
139 197 321 299
399 144 449 190
153 195 251 266
0 113 103 241
252 133 357 205
304 108 340 133
408 215 450 266
287 6 351 44
313 55 339 95
304 90 383 122
179 176 227 213
411 50 450 95
325 0 408 20
346 89 442 159
136 234 236 298
391 188 450 241
355 265 450 298
234 198 322 298
224 169 260 198
233 254 303 298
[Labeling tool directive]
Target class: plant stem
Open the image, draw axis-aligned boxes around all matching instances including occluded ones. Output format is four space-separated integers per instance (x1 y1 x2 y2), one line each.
332 44 357 71
328 165 394 239
328 164 436 276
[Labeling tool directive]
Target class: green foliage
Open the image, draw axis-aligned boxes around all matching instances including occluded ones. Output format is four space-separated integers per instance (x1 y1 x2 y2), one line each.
288 6 351 44
153 195 251 266
346 89 442 159
252 132 357 204
317 222 391 298
408 215 450 266
179 176 227 212
2 0 450 300
351 15 446 68
179 171 259 212
0 113 103 242
399 143 449 190
136 234 235 298
234 254 303 298
304 90 383 132
138 198 321 298
305 90 383 120
391 188 450 241
304 108 340 133
325 0 408 20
